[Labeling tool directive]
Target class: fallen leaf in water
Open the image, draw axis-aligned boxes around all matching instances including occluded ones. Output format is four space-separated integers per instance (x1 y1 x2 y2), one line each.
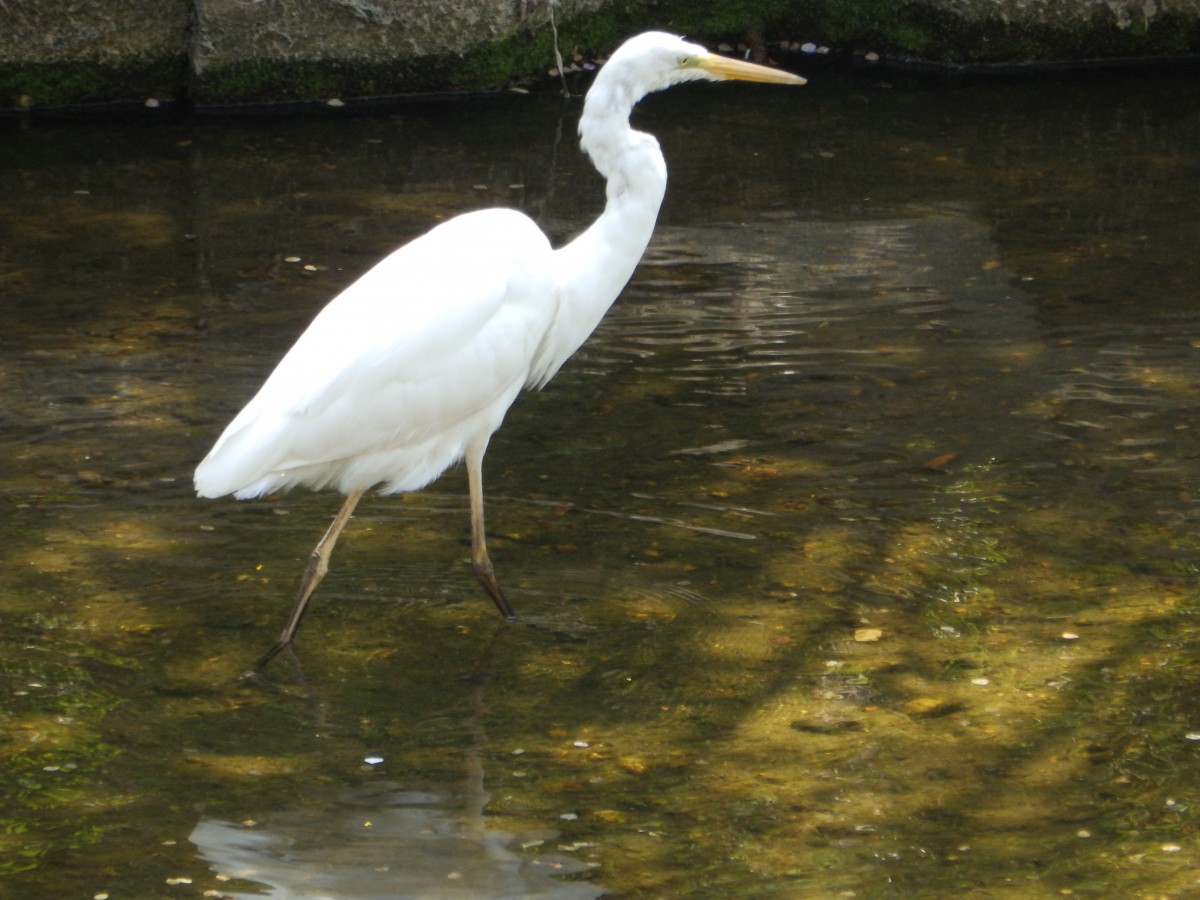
923 451 959 470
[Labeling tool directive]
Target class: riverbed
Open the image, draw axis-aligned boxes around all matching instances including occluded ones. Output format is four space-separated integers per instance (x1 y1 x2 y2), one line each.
2 68 1199 896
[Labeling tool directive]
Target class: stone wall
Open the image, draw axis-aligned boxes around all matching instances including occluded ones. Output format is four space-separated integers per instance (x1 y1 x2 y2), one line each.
1 0 1197 110
0 0 190 106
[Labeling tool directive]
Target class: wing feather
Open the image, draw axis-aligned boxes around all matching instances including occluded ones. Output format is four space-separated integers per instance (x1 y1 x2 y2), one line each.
195 208 556 498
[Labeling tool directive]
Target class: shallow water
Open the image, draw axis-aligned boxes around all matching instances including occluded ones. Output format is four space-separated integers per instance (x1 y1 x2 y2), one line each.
2 68 1199 897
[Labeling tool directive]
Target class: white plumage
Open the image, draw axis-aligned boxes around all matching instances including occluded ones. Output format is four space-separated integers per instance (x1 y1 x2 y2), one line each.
196 210 555 499
195 32 805 661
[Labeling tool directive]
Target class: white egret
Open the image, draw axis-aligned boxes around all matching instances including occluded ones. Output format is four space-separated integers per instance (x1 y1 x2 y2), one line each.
195 31 804 659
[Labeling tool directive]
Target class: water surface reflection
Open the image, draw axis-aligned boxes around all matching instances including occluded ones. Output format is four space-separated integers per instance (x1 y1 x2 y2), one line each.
1 70 1199 896
191 783 599 899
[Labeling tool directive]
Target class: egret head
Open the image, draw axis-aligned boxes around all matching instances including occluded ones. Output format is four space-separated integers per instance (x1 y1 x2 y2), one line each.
598 31 806 98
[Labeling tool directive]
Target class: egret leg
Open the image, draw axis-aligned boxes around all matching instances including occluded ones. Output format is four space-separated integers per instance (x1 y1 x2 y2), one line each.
256 489 364 668
466 445 516 621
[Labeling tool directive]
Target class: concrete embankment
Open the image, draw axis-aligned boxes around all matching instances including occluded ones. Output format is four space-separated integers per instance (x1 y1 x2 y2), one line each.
2 0 1198 110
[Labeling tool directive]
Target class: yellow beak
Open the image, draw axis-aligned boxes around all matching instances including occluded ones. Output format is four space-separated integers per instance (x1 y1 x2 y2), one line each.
696 53 807 85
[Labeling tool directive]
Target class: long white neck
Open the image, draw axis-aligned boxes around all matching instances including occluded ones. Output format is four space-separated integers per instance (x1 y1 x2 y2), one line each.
530 75 668 385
